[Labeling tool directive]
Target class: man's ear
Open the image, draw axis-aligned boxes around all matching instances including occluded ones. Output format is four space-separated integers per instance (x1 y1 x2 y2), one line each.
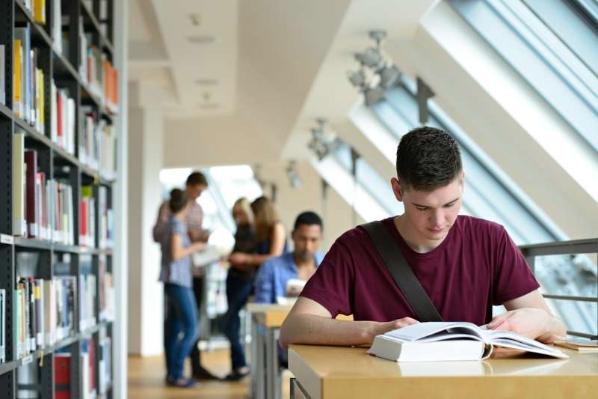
390 177 404 202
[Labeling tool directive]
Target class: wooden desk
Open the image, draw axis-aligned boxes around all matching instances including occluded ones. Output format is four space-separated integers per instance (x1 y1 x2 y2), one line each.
248 303 293 399
289 345 598 399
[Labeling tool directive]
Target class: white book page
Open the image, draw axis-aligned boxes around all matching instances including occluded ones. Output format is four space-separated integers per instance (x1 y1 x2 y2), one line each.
384 322 484 342
479 329 568 358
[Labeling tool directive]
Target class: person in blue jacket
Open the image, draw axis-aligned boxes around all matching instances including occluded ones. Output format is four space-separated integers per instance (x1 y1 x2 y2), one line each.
254 211 324 304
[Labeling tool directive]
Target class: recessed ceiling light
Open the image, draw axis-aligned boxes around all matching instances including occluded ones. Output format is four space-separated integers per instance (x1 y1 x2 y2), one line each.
195 78 219 86
199 103 220 109
189 13 201 26
187 35 215 44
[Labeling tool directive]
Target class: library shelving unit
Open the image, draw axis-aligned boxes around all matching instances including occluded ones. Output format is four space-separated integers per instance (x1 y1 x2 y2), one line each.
0 1 119 398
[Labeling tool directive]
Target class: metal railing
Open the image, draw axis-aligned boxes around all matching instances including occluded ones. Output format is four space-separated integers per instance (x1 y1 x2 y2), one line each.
520 238 598 340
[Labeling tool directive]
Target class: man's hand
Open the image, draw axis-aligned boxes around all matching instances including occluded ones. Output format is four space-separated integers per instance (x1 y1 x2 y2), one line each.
189 229 210 243
488 308 566 343
367 317 419 343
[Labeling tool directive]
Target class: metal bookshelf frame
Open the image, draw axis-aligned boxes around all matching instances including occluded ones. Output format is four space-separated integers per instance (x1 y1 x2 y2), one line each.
0 1 118 399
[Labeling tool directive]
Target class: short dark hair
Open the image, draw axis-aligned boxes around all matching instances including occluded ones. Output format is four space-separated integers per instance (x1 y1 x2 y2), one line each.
168 188 187 213
293 211 323 231
186 171 208 187
395 126 462 191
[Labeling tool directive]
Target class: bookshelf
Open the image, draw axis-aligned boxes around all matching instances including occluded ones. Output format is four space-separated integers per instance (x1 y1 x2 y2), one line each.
0 1 120 398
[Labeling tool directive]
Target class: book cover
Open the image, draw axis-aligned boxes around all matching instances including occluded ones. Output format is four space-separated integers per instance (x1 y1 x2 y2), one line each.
12 131 27 236
24 149 39 238
54 353 71 399
0 289 5 363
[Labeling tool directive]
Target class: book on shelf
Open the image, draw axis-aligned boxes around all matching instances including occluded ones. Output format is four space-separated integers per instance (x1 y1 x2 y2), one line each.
98 335 112 394
13 26 46 133
51 0 62 54
0 289 5 363
47 180 75 245
0 44 5 105
16 146 76 243
51 84 76 154
81 337 97 399
13 130 27 236
99 257 114 321
79 185 96 247
98 186 114 249
17 361 38 399
54 352 71 399
80 107 100 169
368 322 568 362
103 57 119 113
14 276 77 358
24 149 50 240
32 0 46 25
79 272 97 331
80 37 119 112
100 122 117 178
13 37 24 119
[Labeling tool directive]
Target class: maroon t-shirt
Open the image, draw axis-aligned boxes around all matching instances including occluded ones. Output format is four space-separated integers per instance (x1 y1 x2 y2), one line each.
301 216 539 325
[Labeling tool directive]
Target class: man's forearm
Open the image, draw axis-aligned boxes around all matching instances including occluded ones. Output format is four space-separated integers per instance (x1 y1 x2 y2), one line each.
280 313 378 348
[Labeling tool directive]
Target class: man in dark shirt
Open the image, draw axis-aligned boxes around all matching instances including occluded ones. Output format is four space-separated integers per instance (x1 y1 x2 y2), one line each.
280 127 566 347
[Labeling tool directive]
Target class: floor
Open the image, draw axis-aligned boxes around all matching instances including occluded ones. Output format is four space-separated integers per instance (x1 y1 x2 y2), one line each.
127 349 292 399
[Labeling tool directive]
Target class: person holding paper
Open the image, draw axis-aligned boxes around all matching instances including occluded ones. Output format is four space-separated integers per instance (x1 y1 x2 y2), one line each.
280 127 566 348
153 171 218 382
254 211 325 304
158 189 206 387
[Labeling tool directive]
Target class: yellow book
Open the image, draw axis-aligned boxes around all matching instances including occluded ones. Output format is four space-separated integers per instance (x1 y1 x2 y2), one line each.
13 39 23 117
36 69 45 133
33 0 46 25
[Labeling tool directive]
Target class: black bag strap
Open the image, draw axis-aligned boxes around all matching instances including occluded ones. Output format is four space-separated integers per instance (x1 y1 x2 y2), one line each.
361 221 443 322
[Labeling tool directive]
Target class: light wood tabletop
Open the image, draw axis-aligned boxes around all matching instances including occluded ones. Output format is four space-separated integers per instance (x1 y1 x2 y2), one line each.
289 344 598 399
247 303 294 328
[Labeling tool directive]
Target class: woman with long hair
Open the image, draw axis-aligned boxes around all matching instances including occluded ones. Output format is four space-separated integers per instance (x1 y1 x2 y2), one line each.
223 196 286 381
159 189 206 388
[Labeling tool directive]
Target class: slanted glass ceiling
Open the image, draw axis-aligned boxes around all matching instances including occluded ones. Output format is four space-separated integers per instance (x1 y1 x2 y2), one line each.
449 0 598 202
450 0 598 151
311 141 402 223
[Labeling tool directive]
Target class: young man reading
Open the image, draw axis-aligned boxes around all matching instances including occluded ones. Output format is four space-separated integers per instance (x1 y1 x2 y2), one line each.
280 127 565 348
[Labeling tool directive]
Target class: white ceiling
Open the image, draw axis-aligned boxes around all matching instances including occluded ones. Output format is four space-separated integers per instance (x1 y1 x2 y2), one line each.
127 0 434 158
128 0 238 116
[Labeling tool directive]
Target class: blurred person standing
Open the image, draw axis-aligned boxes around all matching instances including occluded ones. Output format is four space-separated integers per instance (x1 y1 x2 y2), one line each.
158 189 205 387
223 195 287 381
153 171 219 381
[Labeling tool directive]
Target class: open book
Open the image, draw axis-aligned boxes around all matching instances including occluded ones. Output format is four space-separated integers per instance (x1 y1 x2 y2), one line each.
368 322 568 362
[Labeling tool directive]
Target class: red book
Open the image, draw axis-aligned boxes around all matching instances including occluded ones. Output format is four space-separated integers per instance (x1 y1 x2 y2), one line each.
80 199 88 245
56 90 64 145
38 172 47 238
24 150 38 238
54 354 71 399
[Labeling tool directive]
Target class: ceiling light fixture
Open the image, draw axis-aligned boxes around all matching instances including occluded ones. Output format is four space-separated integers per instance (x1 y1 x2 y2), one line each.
286 160 303 189
187 35 215 44
307 119 341 160
347 30 402 105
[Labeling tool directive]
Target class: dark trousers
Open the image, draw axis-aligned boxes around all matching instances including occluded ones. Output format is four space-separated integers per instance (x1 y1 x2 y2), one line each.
222 270 254 370
163 283 198 380
189 276 204 373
